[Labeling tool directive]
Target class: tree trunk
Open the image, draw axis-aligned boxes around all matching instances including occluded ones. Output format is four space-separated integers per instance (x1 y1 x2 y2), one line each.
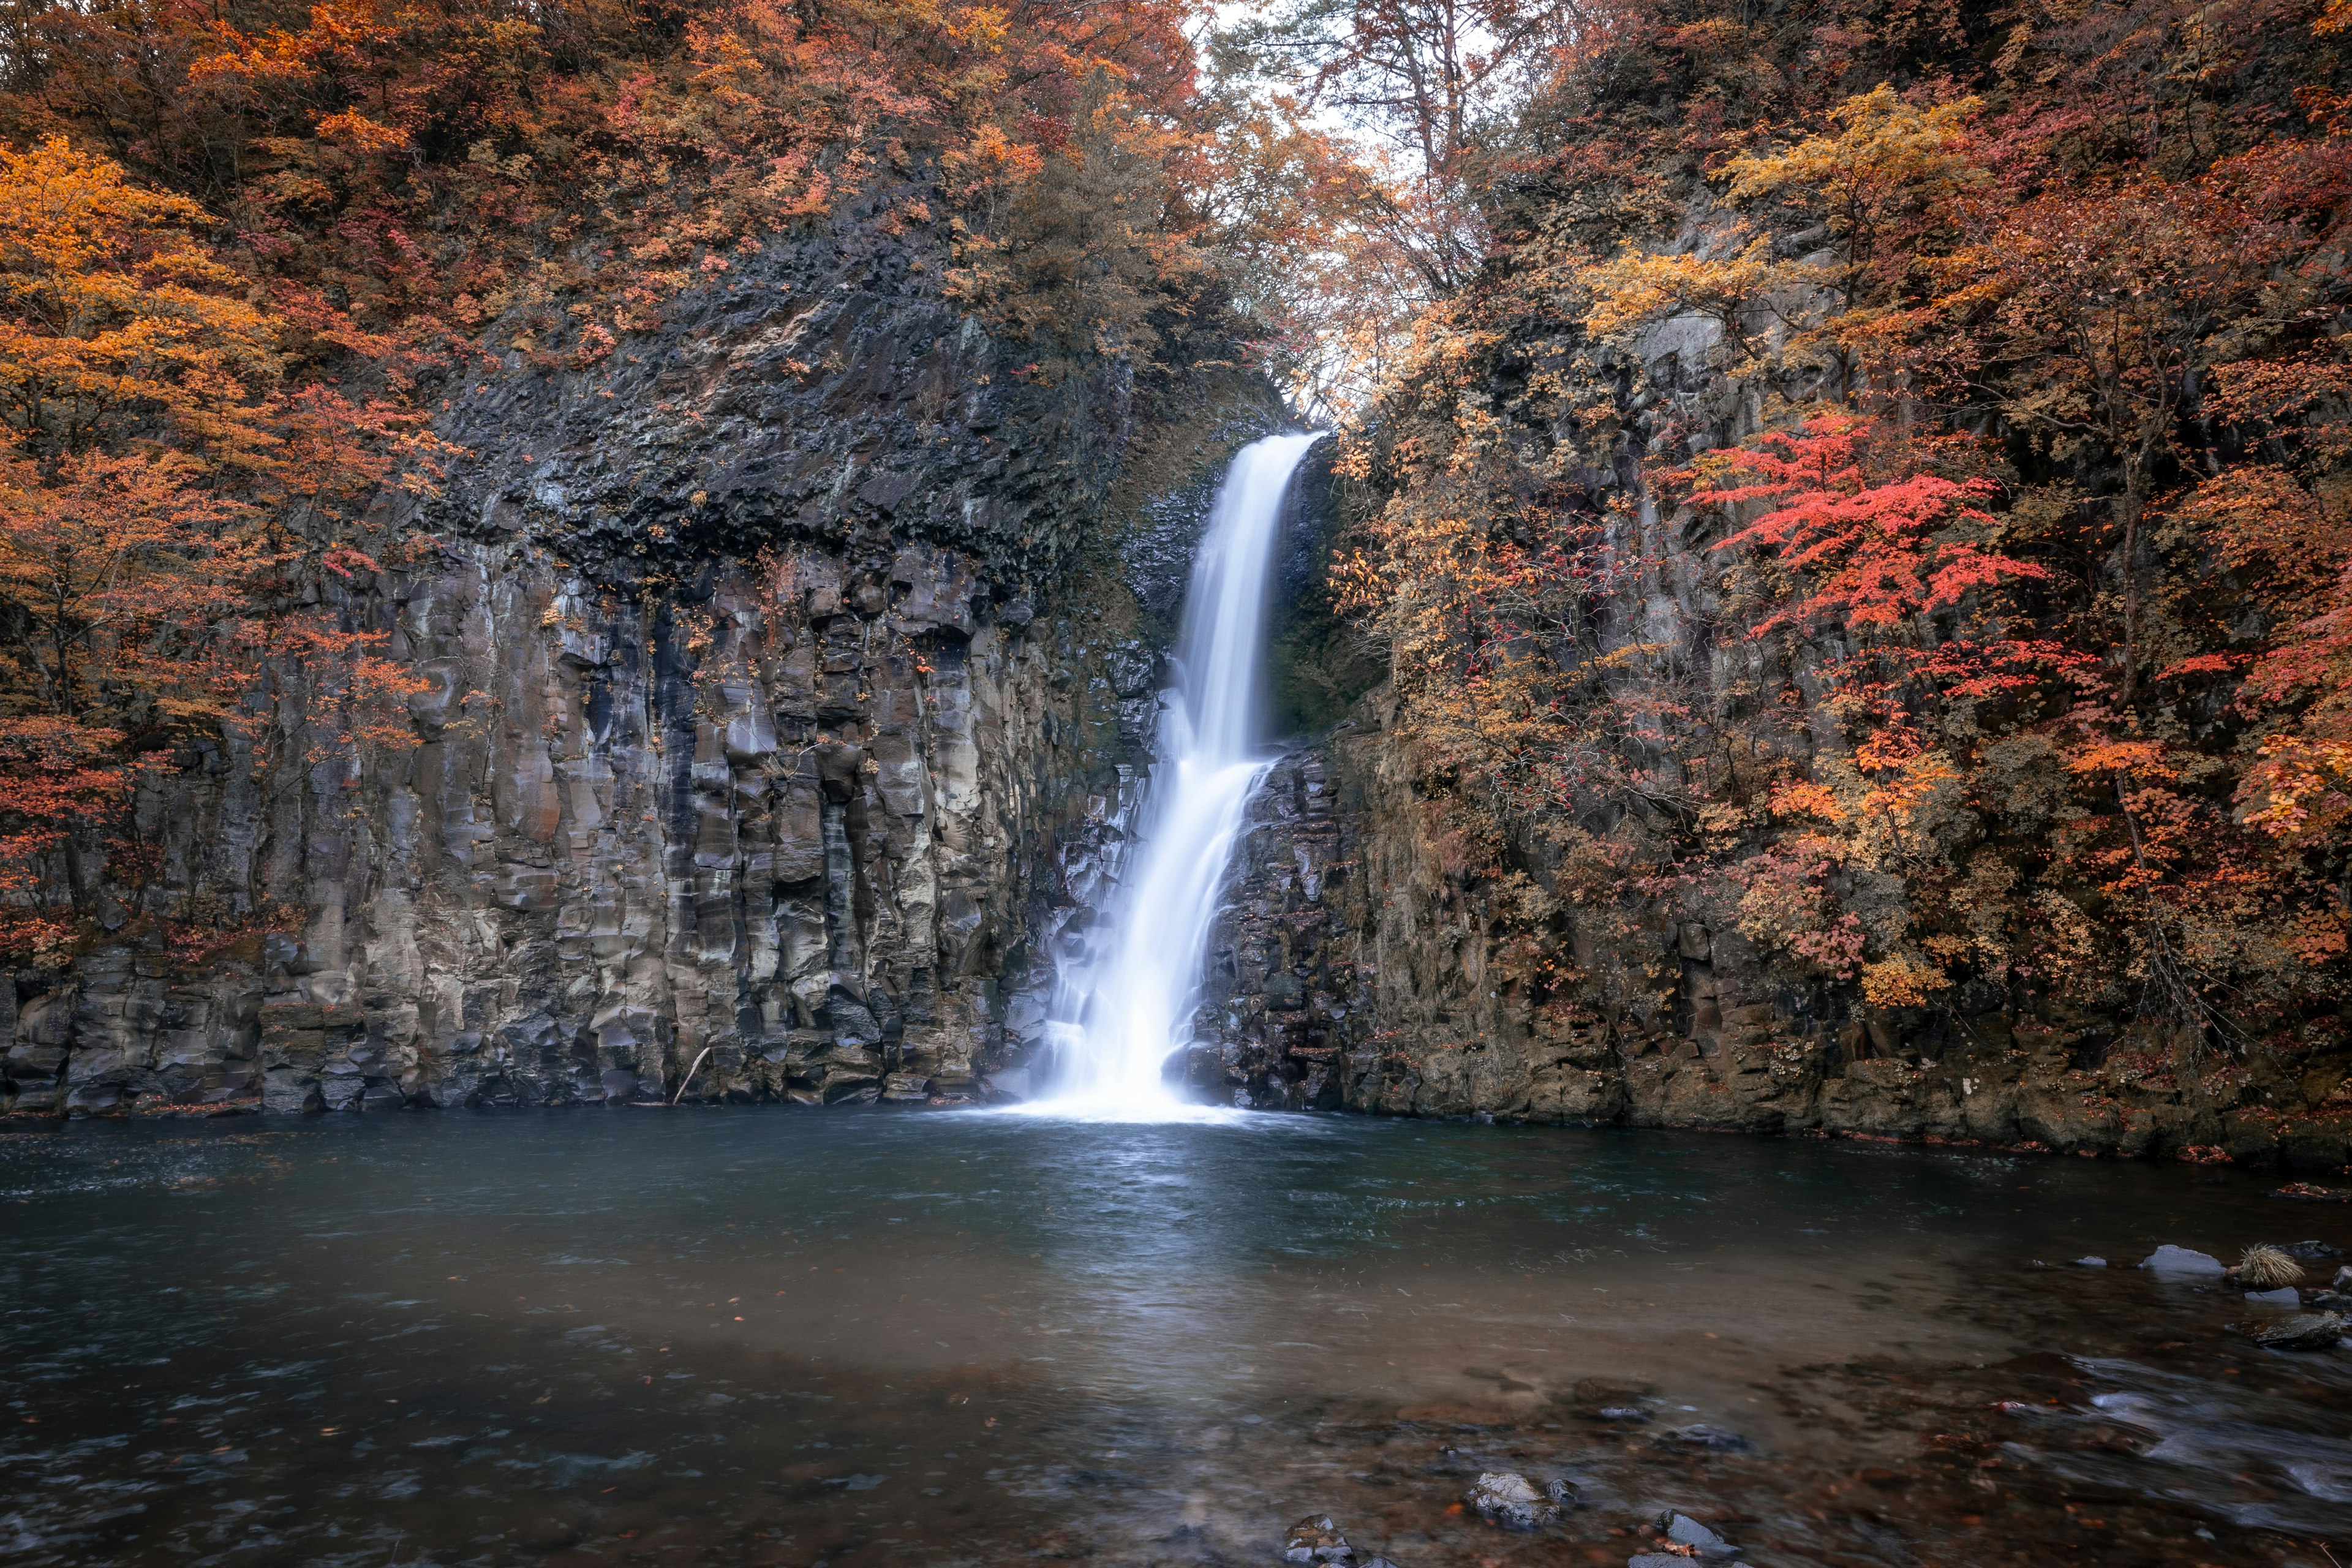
2117 478 2143 710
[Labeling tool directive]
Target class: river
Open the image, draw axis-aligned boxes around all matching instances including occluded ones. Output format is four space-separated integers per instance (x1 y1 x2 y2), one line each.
1 1112 2343 1566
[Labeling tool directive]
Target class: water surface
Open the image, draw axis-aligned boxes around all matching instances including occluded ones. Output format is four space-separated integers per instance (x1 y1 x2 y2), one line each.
1 1111 2342 1566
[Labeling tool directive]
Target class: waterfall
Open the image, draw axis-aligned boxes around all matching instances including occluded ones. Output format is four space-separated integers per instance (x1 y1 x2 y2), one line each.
1022 431 1326 1120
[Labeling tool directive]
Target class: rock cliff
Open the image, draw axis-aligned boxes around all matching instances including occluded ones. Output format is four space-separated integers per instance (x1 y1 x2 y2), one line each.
2 186 1283 1116
1201 687 2345 1168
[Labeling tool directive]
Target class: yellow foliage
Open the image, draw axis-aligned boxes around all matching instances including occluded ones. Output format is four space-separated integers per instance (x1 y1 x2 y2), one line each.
0 137 282 466
1860 952 1950 1008
1721 87 1983 281
1577 89 1985 397
1580 238 1826 369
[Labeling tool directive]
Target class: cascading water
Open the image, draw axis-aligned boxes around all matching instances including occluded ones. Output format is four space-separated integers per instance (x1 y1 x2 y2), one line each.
1020 431 1326 1120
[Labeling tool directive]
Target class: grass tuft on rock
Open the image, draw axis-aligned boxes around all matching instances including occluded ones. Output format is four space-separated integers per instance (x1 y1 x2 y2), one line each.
2238 1245 2307 1289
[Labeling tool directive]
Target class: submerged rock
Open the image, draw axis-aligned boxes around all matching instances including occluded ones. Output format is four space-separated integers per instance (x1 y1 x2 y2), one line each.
1284 1513 1355 1565
1465 1471 1561 1530
2231 1312 2346 1349
1662 1512 1739 1558
1569 1378 1656 1420
2282 1240 2345 1259
2245 1286 2302 1305
2140 1245 2226 1276
1660 1423 1752 1452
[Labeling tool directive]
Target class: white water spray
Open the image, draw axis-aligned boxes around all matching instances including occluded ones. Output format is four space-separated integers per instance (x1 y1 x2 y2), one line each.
1019 431 1325 1120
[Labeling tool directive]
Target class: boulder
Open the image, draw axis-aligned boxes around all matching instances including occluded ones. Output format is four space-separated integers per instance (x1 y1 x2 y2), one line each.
2232 1312 2345 1349
2139 1245 2226 1276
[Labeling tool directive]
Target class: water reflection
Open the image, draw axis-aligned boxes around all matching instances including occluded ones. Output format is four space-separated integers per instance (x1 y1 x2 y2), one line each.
0 1110 2343 1566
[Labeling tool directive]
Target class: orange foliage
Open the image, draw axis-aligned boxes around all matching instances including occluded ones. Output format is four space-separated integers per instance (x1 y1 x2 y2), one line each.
3 0 1213 366
0 135 435 960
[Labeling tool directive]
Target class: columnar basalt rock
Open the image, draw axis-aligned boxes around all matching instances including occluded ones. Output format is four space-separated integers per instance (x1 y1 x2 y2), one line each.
1 189 1285 1117
2 528 1137 1114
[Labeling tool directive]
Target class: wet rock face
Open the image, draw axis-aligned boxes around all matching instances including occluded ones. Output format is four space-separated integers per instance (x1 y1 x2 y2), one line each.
2 190 1273 1117
1187 747 1367 1109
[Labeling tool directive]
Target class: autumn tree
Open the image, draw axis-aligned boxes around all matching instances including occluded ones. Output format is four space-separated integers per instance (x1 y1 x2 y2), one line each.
1188 53 1420 415
1929 154 2344 708
0 136 428 959
0 0 1223 375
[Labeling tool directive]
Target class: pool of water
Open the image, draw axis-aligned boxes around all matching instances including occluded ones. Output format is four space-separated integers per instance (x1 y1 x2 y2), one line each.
1 1110 2343 1567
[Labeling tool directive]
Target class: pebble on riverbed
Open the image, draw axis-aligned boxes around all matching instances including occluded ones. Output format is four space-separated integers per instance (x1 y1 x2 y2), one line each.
1659 1511 1740 1558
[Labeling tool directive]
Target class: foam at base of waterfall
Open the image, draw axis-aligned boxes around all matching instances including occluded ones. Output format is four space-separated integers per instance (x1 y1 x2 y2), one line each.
996 1088 1253 1125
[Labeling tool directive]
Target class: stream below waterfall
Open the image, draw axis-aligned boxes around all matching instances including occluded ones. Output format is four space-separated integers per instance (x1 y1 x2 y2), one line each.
3 1112 2347 1567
